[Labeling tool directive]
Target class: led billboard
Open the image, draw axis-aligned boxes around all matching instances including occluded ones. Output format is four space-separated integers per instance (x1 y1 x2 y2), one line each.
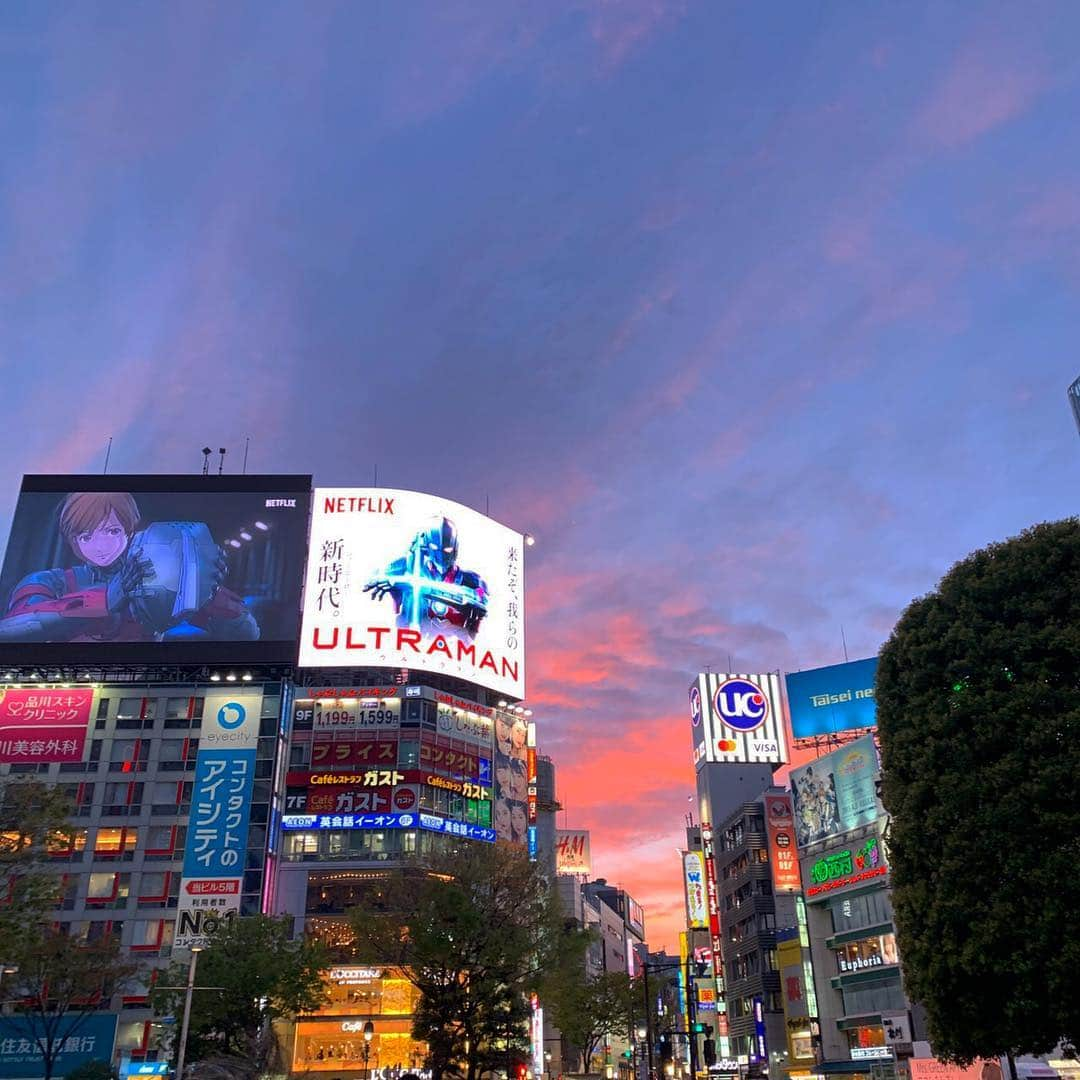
790 733 879 848
0 687 94 763
785 657 878 740
682 850 708 929
0 475 311 665
299 488 525 697
764 793 801 892
690 672 788 766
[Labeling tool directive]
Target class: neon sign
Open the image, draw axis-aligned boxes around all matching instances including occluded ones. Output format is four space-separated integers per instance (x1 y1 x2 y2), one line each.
806 837 887 897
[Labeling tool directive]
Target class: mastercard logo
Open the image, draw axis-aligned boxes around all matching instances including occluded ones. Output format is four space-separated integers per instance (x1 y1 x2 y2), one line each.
716 738 738 752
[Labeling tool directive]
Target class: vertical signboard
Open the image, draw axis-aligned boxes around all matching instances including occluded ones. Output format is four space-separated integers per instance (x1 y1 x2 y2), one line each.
764 793 801 892
175 688 263 949
700 825 724 989
682 851 708 929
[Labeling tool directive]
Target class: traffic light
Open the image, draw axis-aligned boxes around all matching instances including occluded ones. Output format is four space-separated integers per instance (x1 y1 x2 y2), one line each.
703 1040 716 1067
623 1050 633 1061
658 1035 673 1063
692 1022 706 1035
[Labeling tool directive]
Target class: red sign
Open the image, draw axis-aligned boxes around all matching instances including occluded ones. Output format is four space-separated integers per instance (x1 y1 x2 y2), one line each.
0 688 93 763
302 687 400 699
765 793 802 893
185 879 241 896
701 825 724 985
393 786 417 810
311 736 398 767
286 769 489 798
419 734 479 778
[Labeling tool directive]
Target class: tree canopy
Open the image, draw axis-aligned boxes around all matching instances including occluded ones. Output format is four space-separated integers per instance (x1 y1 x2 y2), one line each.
545 970 641 1073
877 519 1080 1065
348 841 586 1080
153 915 329 1067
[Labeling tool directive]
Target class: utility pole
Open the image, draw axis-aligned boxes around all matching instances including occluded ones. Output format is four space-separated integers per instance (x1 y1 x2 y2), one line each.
175 946 202 1080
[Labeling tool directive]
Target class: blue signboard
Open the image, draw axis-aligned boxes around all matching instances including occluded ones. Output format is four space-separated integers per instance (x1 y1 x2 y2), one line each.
121 1062 170 1077
280 810 496 842
785 657 878 740
183 747 257 877
0 1013 118 1079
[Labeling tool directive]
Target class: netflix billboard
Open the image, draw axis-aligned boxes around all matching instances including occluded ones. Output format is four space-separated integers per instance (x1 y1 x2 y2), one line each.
299 489 525 698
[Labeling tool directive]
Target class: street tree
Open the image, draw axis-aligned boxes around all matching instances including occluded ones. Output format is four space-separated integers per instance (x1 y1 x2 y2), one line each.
0 779 73 958
0 929 141 1080
546 970 640 1073
348 841 587 1080
153 915 329 1069
877 519 1080 1076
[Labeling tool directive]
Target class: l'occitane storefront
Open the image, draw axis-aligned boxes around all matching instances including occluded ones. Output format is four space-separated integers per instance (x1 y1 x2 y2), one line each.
291 966 427 1076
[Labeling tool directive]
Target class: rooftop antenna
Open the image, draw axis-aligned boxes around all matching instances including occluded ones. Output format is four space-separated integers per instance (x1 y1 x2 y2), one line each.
242 437 250 475
728 653 733 672
840 624 850 663
485 493 490 515
102 436 113 475
217 447 226 476
374 463 378 487
201 447 212 476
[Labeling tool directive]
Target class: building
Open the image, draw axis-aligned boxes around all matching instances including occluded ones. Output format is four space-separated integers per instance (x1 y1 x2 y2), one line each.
789 735 919 1080
0 475 533 1079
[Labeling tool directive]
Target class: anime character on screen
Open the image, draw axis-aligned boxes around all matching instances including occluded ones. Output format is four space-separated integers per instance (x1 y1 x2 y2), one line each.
0 492 259 642
364 516 489 638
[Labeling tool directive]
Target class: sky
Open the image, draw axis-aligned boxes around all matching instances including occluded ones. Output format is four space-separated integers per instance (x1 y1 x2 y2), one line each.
2 1 1080 951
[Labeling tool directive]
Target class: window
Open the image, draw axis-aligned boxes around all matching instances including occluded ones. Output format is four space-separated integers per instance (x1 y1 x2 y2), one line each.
398 740 419 767
289 744 310 767
95 827 137 858
829 890 893 933
834 933 899 973
97 698 110 719
841 977 907 1016
150 781 181 813
145 825 178 857
285 832 320 857
131 919 173 951
116 698 154 730
137 871 171 903
165 697 191 720
261 695 280 718
47 829 87 858
110 738 149 772
86 872 130 907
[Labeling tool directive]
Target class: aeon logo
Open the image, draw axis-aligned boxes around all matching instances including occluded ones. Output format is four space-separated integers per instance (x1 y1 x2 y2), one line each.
689 686 703 728
713 678 768 733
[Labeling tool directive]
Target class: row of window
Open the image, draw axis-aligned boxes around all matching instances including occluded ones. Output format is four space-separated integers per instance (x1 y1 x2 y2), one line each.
829 888 893 933
721 848 770 879
725 878 773 911
728 948 779 981
727 911 778 943
44 823 267 861
727 991 783 1018
284 829 469 864
58 778 274 816
722 815 765 851
54 868 267 911
37 734 279 775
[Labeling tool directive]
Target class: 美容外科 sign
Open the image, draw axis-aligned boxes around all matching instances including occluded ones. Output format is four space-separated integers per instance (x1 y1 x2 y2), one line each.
785 657 878 740
299 489 525 697
0 474 311 666
0 687 94 764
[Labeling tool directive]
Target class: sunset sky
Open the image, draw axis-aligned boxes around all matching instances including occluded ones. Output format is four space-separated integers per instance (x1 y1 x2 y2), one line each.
3 2 1080 950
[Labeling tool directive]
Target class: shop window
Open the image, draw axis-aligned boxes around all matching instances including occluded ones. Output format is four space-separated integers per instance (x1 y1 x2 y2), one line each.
285 833 320 857
834 933 898 974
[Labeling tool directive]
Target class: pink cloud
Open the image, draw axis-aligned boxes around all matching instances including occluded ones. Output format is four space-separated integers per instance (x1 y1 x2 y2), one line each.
915 46 1048 149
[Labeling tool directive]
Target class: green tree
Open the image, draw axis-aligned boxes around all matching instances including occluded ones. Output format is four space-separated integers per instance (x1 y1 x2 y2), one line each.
0 929 141 1080
0 779 74 958
546 971 640 1073
153 915 329 1068
348 842 587 1080
877 519 1080 1076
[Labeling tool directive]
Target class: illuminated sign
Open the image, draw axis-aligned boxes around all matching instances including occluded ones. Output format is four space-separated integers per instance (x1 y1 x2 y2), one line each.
298 697 401 733
0 474 311 666
0 687 94 763
785 657 878 740
806 837 887 897
851 1048 894 1061
555 829 591 873
279 810 495 842
700 825 724 987
791 734 879 848
299 488 525 697
764 794 801 893
683 851 708 929
689 672 788 767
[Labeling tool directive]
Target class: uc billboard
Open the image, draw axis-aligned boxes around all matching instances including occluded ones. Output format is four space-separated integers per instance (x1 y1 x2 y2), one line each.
689 672 788 766
785 657 878 740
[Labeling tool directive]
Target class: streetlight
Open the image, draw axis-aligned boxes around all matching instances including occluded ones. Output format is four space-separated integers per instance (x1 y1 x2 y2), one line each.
363 1020 374 1080
544 1050 552 1080
175 946 203 1080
